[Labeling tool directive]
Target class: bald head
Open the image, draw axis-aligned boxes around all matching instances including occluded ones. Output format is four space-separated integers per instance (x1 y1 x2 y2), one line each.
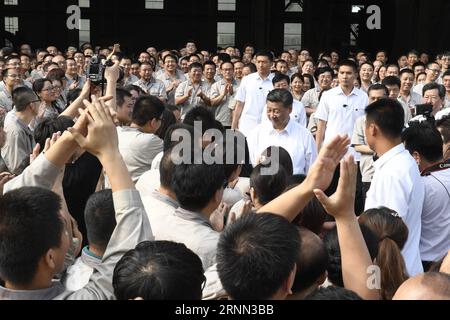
393 272 450 300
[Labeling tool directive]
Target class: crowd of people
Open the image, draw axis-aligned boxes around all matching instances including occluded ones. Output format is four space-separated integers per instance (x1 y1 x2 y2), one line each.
0 40 449 301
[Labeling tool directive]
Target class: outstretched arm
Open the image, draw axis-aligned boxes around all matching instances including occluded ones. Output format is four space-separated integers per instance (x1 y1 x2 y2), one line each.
257 135 350 222
314 156 380 300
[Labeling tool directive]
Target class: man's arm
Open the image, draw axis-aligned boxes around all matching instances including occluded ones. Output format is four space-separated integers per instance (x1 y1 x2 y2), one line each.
231 101 244 130
257 135 350 222
104 60 120 112
314 156 380 300
60 79 91 119
59 97 152 300
316 120 327 151
175 84 191 106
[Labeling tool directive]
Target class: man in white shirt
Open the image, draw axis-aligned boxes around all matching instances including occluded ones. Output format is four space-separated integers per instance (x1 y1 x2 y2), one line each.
232 50 275 137
315 60 368 151
248 89 317 175
261 73 307 127
301 67 333 117
117 95 164 183
402 122 450 269
364 98 424 276
422 82 447 117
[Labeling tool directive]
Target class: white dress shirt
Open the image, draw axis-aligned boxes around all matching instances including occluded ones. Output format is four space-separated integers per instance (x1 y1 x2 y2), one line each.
315 86 368 144
420 168 450 262
365 144 425 276
247 119 317 175
235 72 274 137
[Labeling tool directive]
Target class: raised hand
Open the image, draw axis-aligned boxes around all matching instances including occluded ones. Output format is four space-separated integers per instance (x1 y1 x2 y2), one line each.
304 134 350 192
314 155 357 220
68 96 118 161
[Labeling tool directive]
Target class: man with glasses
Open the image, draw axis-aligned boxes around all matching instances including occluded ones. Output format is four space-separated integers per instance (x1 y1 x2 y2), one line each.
1 87 39 175
413 62 441 96
0 68 21 112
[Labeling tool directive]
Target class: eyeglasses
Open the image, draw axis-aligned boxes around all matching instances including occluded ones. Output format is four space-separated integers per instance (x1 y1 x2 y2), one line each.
428 68 441 73
7 74 20 79
28 99 41 104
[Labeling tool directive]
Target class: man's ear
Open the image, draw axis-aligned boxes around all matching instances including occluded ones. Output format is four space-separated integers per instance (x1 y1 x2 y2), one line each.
412 151 422 165
249 187 256 203
213 188 224 205
44 249 57 270
317 271 328 286
284 264 297 296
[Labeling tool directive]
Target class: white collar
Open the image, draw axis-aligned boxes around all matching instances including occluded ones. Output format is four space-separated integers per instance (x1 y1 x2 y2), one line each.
374 144 406 171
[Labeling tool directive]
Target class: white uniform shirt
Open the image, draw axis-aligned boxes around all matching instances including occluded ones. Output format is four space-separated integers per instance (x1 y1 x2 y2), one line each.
235 72 274 137
315 86 368 144
247 119 317 175
365 144 425 276
420 168 450 262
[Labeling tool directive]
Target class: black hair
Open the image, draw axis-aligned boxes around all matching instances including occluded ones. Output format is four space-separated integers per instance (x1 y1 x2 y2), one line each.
314 67 334 80
172 158 226 212
402 121 443 163
0 187 63 286
132 95 165 126
323 224 379 287
423 83 446 100
255 50 274 62
217 212 300 300
32 78 52 93
399 68 414 78
266 88 294 109
382 76 401 88
84 190 117 252
188 62 203 71
159 149 177 190
34 116 74 150
203 60 216 71
302 73 316 89
260 145 294 176
116 88 132 108
244 63 257 73
305 286 362 300
365 98 405 139
250 163 288 206
113 241 205 300
163 123 195 152
272 72 290 86
338 59 359 73
12 87 38 112
156 108 177 140
183 106 216 134
368 83 389 97
292 228 329 293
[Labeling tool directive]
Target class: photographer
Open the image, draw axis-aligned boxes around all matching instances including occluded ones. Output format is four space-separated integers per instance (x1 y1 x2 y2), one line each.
422 83 446 117
402 122 450 271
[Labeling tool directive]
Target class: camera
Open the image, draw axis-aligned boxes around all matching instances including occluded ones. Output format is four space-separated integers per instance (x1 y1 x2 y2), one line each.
408 104 435 126
86 55 124 85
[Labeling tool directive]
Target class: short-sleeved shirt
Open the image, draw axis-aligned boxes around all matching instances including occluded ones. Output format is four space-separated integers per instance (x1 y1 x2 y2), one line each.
301 87 322 110
235 72 274 137
134 78 168 101
351 116 375 182
365 144 425 276
209 79 240 127
175 79 211 120
156 69 186 105
420 168 450 262
315 86 368 144
117 127 164 183
1 117 35 175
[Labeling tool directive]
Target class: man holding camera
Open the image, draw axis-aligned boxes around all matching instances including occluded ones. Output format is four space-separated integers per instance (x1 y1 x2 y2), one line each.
422 83 446 116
